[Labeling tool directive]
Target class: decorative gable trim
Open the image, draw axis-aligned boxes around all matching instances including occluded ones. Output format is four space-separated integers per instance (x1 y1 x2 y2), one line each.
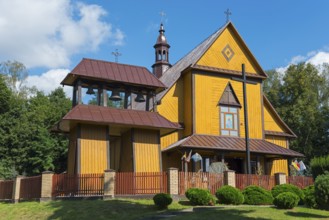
218 82 241 107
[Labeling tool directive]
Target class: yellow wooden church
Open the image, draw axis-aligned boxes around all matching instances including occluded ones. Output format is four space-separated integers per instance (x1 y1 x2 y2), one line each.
55 21 303 176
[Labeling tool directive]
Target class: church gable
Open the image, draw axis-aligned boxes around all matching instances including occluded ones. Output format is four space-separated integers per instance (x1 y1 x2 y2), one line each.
218 82 241 107
196 23 266 76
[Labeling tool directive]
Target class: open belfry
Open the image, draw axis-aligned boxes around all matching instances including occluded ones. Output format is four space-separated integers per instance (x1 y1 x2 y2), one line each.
55 21 303 176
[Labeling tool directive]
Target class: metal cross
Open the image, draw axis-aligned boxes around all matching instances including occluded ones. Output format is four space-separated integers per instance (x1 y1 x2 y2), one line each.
111 49 122 63
224 8 232 23
159 11 166 23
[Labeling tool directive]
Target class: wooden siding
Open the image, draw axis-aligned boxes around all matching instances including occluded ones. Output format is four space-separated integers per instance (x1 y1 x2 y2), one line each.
266 136 289 175
264 102 286 132
162 151 183 171
157 78 184 123
183 72 193 137
80 125 108 174
110 137 121 171
133 129 161 172
194 73 263 138
196 26 262 75
161 131 183 150
120 130 133 172
67 126 77 174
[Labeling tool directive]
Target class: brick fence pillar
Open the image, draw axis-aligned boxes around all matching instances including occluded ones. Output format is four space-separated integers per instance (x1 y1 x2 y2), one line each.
103 169 115 200
275 172 286 185
224 170 236 187
12 176 23 203
167 168 179 195
40 171 54 202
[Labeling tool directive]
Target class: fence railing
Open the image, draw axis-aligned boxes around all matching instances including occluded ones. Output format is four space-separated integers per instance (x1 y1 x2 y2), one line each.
236 174 275 190
19 176 42 200
179 172 224 195
115 172 167 195
286 176 314 189
52 173 104 197
0 180 14 200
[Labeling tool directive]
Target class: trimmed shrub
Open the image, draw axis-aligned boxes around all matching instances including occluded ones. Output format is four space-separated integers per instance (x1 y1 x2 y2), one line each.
271 184 304 203
303 185 317 208
310 155 329 179
273 192 299 209
153 193 173 209
185 188 214 206
314 173 329 210
216 185 244 205
242 185 273 205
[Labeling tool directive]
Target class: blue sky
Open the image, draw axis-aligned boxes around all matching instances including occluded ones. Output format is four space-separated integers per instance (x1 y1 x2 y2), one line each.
0 0 328 95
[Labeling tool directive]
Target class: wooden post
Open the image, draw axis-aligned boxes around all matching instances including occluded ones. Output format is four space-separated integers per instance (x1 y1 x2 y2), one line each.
97 86 102 106
124 91 129 109
145 92 150 111
72 84 77 107
77 80 82 105
103 87 108 107
153 92 157 112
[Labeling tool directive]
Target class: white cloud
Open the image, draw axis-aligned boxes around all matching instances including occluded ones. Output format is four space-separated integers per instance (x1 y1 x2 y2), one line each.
0 0 124 68
26 69 71 97
276 49 329 74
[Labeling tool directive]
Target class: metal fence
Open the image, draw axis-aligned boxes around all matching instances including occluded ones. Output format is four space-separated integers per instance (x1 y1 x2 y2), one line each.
19 176 42 200
235 174 276 190
0 180 14 200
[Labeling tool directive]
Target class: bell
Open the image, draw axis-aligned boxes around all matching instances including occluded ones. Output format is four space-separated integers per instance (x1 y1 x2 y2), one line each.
109 89 122 101
86 87 95 95
135 92 145 103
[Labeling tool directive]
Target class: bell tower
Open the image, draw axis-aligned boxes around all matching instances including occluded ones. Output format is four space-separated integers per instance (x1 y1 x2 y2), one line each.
152 23 171 78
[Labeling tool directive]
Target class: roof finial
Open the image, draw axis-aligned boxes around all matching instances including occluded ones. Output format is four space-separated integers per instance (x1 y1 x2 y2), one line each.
224 8 232 23
111 49 122 63
159 11 166 24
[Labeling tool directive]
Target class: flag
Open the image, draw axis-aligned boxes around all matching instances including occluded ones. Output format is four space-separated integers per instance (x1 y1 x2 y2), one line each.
186 150 192 162
299 161 307 171
181 152 186 161
292 160 300 171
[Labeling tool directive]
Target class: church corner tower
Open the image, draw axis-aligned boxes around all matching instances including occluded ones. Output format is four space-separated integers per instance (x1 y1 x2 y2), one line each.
152 23 171 78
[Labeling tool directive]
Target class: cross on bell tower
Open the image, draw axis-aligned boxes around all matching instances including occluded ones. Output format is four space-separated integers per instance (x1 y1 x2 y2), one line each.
112 49 122 63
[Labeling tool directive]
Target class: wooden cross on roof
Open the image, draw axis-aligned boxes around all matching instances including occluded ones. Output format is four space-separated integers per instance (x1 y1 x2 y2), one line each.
224 8 232 23
112 49 122 63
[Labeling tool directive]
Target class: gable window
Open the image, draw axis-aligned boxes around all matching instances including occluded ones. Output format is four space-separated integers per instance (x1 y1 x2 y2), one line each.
218 83 241 137
220 107 238 136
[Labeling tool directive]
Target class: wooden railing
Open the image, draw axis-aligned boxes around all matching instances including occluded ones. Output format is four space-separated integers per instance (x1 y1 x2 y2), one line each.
0 180 14 200
287 176 313 189
52 173 104 197
179 172 224 195
115 172 167 195
236 174 275 190
19 176 42 200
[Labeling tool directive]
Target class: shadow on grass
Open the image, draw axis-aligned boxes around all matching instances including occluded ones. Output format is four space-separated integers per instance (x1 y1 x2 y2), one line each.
285 211 329 219
46 198 160 220
173 208 270 220
178 200 192 206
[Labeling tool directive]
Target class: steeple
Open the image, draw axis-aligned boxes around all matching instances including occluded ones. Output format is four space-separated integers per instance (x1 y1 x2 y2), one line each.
152 23 171 78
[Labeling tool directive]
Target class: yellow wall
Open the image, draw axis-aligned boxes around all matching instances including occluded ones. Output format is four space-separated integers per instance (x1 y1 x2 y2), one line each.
264 102 286 132
133 129 161 172
157 78 184 123
161 131 182 150
197 26 262 75
67 126 77 174
266 136 289 175
120 130 133 172
194 73 263 139
80 125 108 174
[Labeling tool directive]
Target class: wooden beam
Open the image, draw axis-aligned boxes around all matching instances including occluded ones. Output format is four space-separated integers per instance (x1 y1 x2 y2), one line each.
145 92 150 111
77 80 82 104
102 87 108 107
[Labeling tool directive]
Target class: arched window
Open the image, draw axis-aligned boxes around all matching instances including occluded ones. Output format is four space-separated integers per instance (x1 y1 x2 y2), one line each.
163 50 166 61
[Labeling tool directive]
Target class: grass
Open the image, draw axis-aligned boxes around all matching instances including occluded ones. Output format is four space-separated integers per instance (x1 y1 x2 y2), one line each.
0 199 328 220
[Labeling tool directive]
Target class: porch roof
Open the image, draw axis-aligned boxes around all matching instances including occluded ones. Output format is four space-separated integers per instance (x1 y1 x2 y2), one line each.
53 104 181 136
163 134 304 158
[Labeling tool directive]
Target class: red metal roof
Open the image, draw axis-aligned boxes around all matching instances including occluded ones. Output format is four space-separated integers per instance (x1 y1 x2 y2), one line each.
163 134 304 157
264 130 295 138
60 104 180 132
61 58 166 90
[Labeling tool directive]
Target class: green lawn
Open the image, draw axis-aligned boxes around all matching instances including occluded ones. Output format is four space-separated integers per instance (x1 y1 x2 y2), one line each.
0 199 328 220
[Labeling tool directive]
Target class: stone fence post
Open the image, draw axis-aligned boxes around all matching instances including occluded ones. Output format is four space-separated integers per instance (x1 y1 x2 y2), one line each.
224 170 236 187
12 176 23 203
40 171 54 202
103 169 116 200
275 172 286 185
167 168 179 195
